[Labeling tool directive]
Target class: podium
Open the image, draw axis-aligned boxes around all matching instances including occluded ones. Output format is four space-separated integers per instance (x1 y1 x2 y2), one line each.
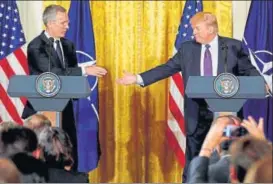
7 75 91 127
185 75 266 113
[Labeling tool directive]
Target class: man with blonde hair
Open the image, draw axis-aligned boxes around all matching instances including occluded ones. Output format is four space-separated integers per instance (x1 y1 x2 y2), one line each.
117 11 261 181
24 114 51 135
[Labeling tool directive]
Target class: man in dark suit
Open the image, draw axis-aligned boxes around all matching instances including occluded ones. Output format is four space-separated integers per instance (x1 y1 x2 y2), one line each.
22 5 107 170
116 12 260 181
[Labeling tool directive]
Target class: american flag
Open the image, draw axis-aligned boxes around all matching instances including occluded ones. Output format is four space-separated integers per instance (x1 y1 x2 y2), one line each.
65 1 100 172
167 0 203 167
0 1 28 124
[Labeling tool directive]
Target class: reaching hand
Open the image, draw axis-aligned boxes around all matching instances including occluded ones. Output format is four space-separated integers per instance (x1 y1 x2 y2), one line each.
199 116 232 157
116 71 137 85
85 65 107 77
241 116 266 140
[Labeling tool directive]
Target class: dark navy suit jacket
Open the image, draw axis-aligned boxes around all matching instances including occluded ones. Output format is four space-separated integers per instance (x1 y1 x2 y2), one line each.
140 36 260 135
22 31 82 118
27 31 81 76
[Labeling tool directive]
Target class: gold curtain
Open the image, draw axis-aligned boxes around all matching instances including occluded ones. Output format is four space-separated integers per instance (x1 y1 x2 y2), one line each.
43 1 232 183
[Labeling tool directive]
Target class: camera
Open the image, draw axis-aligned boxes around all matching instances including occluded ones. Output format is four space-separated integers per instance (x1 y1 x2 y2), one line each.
223 125 248 137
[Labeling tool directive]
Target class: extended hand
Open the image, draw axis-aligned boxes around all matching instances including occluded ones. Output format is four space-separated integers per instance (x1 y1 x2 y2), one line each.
116 71 137 85
85 65 107 77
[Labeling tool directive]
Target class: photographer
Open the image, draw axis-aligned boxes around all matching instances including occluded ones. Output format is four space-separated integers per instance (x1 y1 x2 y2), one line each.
208 139 233 183
187 115 235 183
187 115 270 183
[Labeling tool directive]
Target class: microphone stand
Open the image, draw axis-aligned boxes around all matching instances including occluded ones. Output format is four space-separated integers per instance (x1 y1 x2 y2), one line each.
47 38 62 128
221 43 228 73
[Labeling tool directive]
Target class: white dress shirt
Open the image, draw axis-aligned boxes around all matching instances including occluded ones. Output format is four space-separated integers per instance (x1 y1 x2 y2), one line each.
200 35 219 76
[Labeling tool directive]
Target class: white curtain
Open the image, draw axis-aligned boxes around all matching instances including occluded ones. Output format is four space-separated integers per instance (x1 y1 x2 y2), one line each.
232 1 251 40
16 1 43 43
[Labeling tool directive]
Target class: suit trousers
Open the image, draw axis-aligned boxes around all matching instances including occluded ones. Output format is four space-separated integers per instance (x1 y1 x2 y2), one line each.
60 100 78 171
182 106 213 182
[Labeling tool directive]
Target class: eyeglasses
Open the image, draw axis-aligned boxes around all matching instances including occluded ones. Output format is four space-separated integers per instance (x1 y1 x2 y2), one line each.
52 20 69 27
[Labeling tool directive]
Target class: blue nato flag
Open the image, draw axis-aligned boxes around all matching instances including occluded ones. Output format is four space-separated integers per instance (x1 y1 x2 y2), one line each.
65 1 100 172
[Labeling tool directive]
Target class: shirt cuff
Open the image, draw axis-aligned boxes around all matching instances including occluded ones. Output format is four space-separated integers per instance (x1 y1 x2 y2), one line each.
81 66 87 76
136 74 144 86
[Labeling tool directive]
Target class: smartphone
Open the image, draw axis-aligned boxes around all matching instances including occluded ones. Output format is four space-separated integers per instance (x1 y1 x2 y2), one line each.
223 125 248 137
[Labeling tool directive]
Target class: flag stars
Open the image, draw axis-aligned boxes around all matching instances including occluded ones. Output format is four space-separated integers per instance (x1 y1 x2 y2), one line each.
12 27 16 31
4 24 8 29
184 24 188 28
2 42 6 46
11 36 15 40
20 30 24 33
188 6 192 10
19 38 24 42
8 6 11 10
0 13 3 17
0 4 4 8
196 8 199 12
14 9 18 13
186 15 190 19
0 51 4 55
87 97 91 101
197 0 200 3
183 33 187 37
9 45 13 48
2 33 7 37
14 18 17 22
191 35 195 39
6 15 9 19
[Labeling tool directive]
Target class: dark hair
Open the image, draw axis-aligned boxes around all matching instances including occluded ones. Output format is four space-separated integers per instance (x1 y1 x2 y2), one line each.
0 126 38 156
220 139 233 151
11 152 49 183
38 127 73 168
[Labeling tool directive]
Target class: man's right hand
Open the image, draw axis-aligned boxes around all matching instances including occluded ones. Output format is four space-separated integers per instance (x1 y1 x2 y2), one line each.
116 71 137 85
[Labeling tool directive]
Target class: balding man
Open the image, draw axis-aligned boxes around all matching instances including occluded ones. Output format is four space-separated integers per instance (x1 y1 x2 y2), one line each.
117 12 260 181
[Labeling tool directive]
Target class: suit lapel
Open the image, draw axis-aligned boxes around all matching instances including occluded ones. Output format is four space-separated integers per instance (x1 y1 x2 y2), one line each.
217 36 225 74
191 42 201 76
40 31 66 69
39 32 62 68
60 38 69 68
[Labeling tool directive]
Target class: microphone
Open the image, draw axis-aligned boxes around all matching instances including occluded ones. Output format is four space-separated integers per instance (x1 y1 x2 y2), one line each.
46 37 54 72
221 42 228 73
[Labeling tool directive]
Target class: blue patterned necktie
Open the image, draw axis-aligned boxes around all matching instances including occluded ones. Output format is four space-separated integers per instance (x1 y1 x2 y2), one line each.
204 44 212 76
